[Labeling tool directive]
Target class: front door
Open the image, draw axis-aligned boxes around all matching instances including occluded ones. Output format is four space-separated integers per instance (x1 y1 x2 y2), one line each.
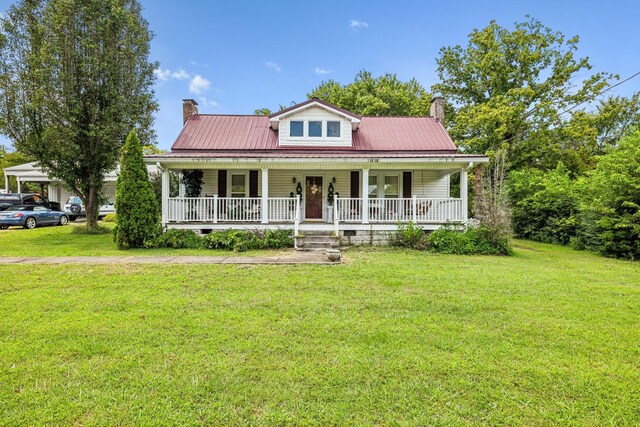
305 176 323 220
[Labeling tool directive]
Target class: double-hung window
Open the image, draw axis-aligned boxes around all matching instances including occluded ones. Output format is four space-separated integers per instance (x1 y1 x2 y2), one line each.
231 174 246 198
368 175 378 198
384 176 399 198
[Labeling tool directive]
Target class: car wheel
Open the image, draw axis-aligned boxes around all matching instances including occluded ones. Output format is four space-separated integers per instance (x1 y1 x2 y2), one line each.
0 225 9 229
59 215 69 226
69 216 77 222
24 217 37 229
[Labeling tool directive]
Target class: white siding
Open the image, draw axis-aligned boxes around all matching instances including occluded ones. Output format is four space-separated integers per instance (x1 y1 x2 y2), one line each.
279 106 352 147
198 168 450 198
202 169 217 196
412 170 450 198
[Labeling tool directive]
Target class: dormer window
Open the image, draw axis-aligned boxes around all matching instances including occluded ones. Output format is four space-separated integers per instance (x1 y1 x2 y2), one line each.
290 121 304 137
272 100 359 147
327 121 340 137
309 121 322 137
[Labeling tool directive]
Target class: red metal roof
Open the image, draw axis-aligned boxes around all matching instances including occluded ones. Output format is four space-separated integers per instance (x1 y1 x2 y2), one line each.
170 114 458 156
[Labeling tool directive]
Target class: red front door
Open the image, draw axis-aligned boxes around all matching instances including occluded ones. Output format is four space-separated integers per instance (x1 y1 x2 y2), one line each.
305 176 323 219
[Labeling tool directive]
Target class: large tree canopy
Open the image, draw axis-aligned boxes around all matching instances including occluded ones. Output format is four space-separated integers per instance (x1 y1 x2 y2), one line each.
433 17 613 171
0 0 157 228
308 70 432 116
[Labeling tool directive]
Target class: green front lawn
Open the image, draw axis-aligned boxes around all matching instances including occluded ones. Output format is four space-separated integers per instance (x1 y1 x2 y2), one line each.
0 229 639 425
0 223 281 257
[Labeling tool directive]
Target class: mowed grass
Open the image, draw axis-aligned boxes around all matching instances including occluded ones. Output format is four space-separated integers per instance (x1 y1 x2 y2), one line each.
0 223 281 257
0 230 639 425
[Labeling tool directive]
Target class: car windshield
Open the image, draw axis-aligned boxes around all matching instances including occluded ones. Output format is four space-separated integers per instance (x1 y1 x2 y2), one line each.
8 206 33 211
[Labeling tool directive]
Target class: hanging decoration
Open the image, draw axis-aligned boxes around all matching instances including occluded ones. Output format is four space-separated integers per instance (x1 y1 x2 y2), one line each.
295 182 303 200
327 182 335 205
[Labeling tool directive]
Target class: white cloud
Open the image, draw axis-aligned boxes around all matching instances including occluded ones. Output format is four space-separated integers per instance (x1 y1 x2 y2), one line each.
154 67 191 81
265 61 282 73
153 68 172 81
314 67 332 75
198 97 218 108
350 19 369 31
171 68 190 80
189 75 211 95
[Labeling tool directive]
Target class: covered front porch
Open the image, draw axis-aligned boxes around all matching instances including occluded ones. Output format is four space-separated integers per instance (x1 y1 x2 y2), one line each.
153 157 478 234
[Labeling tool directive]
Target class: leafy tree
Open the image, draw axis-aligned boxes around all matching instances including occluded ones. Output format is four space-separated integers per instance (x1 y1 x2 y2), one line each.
574 131 640 259
433 17 612 171
509 163 579 244
0 145 30 191
308 70 432 116
149 170 179 213
471 147 512 252
181 169 203 197
0 0 157 229
114 130 158 249
254 108 272 115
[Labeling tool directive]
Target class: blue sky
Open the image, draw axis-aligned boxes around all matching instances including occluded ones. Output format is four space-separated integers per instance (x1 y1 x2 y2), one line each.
1 0 639 150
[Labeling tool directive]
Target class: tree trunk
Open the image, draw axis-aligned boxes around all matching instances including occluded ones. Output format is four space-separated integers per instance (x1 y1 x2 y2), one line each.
85 185 99 229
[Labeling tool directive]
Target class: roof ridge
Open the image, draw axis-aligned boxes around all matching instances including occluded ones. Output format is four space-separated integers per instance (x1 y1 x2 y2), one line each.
192 113 267 117
361 116 436 119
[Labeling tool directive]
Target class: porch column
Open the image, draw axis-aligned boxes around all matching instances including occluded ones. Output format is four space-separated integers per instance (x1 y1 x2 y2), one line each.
362 168 369 224
261 168 268 224
161 165 169 227
4 172 9 192
460 168 468 222
16 177 21 193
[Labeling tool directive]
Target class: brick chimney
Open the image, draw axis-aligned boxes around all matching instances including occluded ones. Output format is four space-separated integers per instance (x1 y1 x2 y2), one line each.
430 96 445 124
182 99 199 124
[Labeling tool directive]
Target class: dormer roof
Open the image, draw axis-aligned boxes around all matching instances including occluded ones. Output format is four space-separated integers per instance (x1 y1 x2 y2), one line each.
269 98 361 131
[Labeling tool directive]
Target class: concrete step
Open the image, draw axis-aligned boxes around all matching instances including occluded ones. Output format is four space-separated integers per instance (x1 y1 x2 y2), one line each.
301 236 337 243
295 234 340 250
303 242 335 249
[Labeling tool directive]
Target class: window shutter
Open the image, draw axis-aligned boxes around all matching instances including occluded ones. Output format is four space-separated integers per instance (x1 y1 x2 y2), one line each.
350 171 360 198
403 171 412 198
218 170 227 197
249 170 258 197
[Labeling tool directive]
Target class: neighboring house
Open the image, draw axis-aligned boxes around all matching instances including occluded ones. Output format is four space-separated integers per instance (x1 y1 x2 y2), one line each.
145 98 488 242
3 162 157 205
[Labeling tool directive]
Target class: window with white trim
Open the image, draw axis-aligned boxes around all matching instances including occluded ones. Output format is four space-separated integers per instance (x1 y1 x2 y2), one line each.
308 121 322 137
231 174 246 198
368 175 378 198
290 121 303 137
384 175 399 198
327 121 340 137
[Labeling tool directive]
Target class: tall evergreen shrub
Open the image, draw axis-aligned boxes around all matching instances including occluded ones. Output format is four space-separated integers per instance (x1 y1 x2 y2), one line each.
114 130 159 249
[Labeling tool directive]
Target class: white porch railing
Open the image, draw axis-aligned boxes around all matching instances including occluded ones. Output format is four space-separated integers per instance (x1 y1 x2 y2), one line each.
334 198 362 222
166 196 464 232
335 197 465 223
167 196 300 224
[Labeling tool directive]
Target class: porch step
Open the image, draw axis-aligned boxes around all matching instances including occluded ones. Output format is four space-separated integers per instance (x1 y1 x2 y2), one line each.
295 234 339 251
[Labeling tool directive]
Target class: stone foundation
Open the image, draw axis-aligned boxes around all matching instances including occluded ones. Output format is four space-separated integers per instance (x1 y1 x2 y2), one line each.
338 229 395 246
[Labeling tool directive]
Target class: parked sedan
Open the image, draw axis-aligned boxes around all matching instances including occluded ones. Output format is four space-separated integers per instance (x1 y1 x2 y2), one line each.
0 205 69 229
